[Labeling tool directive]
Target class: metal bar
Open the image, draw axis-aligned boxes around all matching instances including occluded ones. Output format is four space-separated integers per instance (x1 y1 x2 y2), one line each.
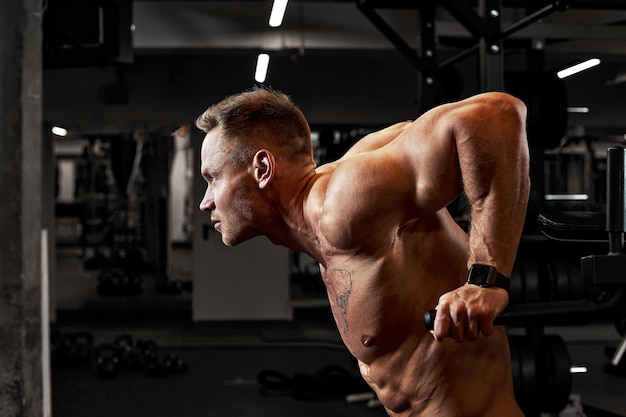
500 2 559 39
478 0 503 91
420 1 437 68
355 0 419 9
440 0 486 39
499 0 625 9
610 335 626 367
357 0 424 71
140 0 626 7
437 21 626 40
419 1 438 110
424 289 625 330
438 43 479 69
606 147 626 254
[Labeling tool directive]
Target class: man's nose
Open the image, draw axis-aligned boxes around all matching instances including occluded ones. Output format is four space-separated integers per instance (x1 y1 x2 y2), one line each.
199 188 215 212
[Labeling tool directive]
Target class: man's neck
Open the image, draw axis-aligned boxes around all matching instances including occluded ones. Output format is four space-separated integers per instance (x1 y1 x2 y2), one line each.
262 166 325 262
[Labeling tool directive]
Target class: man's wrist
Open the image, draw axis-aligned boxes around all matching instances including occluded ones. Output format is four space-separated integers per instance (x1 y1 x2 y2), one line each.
467 263 510 292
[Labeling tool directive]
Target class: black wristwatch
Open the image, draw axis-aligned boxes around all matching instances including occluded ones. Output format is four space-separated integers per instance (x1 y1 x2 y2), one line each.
467 264 509 291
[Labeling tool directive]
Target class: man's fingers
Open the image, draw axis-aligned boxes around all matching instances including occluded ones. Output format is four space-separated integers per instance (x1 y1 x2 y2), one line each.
451 321 465 342
477 314 495 337
432 305 451 342
465 319 480 342
450 305 468 342
429 306 496 342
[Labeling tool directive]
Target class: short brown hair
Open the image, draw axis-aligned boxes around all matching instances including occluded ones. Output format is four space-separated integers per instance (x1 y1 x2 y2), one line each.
195 87 312 166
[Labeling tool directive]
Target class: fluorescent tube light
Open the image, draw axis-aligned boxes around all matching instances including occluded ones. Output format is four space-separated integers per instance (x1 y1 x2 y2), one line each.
544 194 589 201
51 126 68 137
557 58 601 79
567 107 590 114
269 0 288 28
255 53 270 83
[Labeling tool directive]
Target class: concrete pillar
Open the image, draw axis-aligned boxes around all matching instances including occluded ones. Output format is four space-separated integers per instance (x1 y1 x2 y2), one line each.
0 0 45 416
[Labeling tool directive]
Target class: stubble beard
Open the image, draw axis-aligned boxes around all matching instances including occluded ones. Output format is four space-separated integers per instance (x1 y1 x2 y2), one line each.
221 182 256 246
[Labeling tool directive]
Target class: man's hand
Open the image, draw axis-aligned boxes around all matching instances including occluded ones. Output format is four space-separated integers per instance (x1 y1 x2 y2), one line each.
430 283 509 342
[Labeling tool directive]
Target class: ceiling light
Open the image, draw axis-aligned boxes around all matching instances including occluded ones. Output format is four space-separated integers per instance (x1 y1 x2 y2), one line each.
557 58 601 79
255 53 270 83
567 107 589 114
51 126 68 137
269 0 288 28
545 194 589 201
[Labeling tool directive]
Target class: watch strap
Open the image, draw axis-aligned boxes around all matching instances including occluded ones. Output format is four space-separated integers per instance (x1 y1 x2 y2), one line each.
467 263 510 291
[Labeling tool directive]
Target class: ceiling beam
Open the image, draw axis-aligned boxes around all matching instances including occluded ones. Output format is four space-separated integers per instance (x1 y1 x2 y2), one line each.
438 22 626 40
132 0 626 6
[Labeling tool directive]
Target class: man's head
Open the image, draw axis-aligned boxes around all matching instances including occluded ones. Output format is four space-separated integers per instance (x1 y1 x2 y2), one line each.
196 88 313 246
195 87 312 167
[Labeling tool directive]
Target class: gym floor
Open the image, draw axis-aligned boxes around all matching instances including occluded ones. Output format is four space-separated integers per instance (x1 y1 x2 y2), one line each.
52 246 626 417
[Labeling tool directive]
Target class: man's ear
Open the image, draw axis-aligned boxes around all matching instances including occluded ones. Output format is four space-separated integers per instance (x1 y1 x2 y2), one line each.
252 149 275 189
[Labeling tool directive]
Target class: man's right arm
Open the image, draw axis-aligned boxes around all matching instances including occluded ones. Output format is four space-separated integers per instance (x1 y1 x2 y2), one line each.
437 92 530 341
395 92 530 341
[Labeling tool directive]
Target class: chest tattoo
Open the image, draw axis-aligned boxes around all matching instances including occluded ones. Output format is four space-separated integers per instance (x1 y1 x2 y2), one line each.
333 268 353 333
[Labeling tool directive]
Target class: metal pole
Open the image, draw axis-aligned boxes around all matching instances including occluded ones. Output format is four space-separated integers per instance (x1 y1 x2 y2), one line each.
606 147 626 254
478 0 504 91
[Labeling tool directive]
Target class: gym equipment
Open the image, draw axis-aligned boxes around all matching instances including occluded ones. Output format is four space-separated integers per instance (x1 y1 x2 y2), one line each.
145 352 189 378
54 346 382 417
604 343 626 376
92 334 188 378
162 352 189 374
424 147 626 414
536 335 572 413
508 334 572 415
94 343 120 378
135 338 159 366
97 267 143 295
424 289 623 330
113 333 144 371
508 335 538 415
425 147 626 331
51 330 94 368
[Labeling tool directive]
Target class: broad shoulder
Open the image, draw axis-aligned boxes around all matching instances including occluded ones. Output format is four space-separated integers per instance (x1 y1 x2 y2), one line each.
449 91 525 114
422 92 526 130
308 149 414 253
302 92 525 254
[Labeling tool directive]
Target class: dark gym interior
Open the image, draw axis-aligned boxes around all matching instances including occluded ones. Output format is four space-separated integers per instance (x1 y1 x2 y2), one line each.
3 1 626 416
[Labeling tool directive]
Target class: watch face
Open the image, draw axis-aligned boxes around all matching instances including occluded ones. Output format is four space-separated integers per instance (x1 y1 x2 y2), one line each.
470 264 494 285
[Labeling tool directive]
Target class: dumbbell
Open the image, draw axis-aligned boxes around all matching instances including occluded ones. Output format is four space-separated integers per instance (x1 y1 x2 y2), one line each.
113 333 144 371
94 343 120 378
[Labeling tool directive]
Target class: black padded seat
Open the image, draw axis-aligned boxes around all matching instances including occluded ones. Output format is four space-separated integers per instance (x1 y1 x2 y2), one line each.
538 211 607 242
